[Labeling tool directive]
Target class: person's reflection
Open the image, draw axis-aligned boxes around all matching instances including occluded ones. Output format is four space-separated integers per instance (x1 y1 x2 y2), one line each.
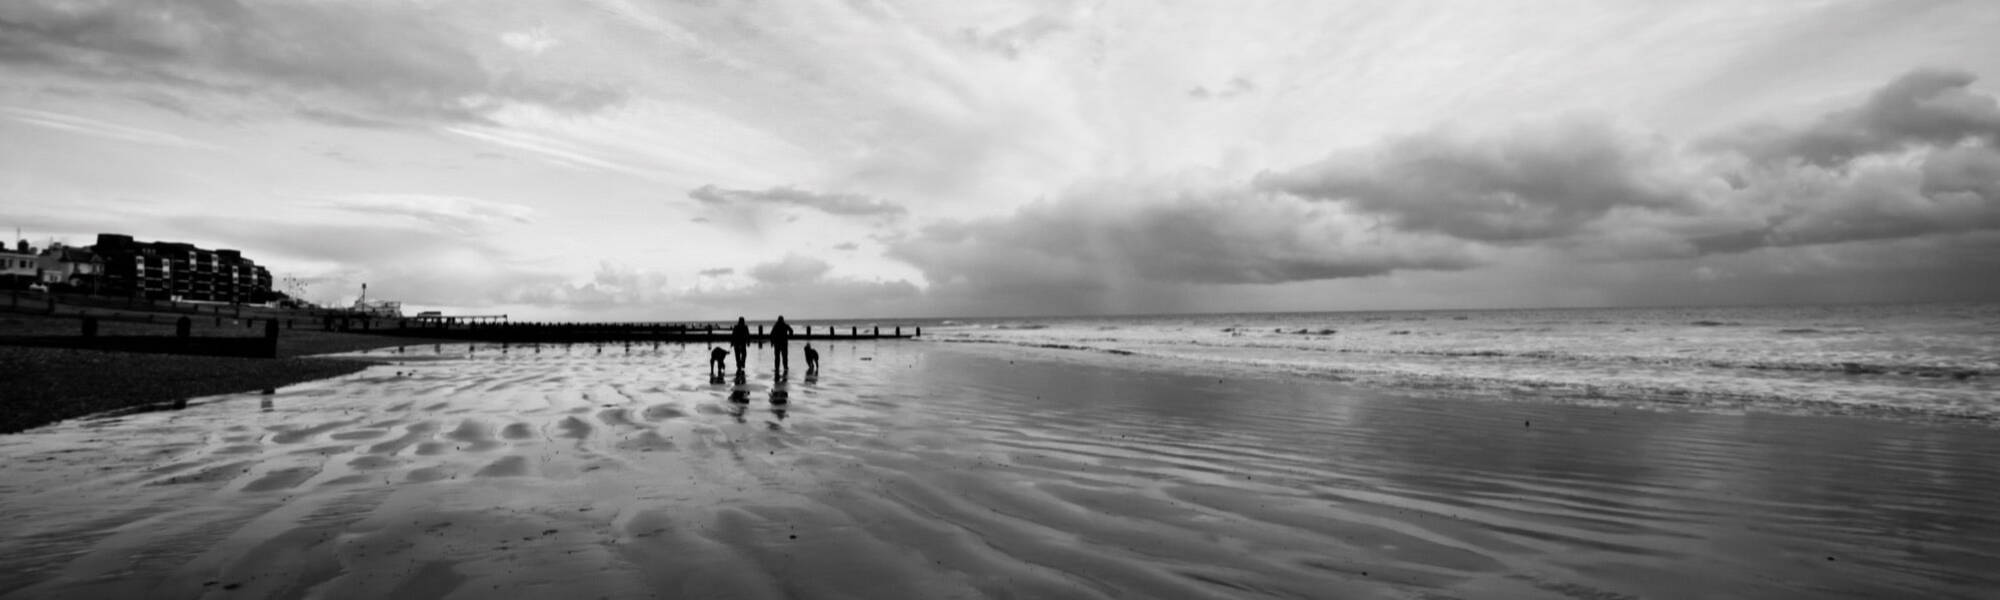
772 407 788 420
727 402 747 423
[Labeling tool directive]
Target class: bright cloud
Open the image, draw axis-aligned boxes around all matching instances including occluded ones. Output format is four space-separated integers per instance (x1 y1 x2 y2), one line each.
3 1 1997 319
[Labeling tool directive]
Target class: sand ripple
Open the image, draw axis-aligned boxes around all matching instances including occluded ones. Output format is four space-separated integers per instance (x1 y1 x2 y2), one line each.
0 342 1996 598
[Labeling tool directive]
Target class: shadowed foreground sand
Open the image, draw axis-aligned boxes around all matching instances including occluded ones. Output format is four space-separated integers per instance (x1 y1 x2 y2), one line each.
2 342 1997 599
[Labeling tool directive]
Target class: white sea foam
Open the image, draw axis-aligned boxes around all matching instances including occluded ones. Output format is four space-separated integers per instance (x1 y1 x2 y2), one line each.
922 303 2000 422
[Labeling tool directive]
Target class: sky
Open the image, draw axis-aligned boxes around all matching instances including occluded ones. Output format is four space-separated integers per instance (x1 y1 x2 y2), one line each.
3 0 1999 320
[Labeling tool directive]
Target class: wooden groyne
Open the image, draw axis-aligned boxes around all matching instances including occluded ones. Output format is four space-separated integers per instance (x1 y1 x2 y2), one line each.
0 316 282 358
352 320 920 344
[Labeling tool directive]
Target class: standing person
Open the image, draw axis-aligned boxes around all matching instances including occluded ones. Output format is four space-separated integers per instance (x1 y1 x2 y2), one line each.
770 316 794 375
729 317 750 374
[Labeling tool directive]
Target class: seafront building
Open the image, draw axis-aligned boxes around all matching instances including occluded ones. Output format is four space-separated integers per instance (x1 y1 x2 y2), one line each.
87 233 275 303
0 241 38 287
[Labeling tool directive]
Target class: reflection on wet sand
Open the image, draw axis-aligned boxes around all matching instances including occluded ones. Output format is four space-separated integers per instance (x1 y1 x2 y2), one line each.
0 342 1995 598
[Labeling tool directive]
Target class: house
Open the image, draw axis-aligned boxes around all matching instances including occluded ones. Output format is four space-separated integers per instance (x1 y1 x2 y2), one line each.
37 244 105 291
0 241 39 289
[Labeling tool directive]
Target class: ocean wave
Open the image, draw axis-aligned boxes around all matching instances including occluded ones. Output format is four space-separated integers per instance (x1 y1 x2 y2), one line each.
928 336 1997 424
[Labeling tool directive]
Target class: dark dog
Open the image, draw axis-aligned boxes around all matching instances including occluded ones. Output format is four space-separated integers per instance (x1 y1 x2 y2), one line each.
804 344 820 374
709 347 730 378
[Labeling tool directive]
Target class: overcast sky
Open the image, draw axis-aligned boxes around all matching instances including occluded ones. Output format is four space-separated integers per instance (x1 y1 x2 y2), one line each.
4 0 1999 320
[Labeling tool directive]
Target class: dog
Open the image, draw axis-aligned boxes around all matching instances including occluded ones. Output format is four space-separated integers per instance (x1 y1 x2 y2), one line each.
709 347 730 378
804 344 820 374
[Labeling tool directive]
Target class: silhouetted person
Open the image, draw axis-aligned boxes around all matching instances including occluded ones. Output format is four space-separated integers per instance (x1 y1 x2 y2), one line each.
729 317 750 373
709 347 730 379
770 316 794 375
804 343 820 375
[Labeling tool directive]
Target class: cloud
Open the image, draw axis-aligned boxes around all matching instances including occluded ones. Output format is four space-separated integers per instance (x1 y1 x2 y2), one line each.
832 242 859 251
325 194 534 234
500 28 560 56
156 215 563 309
1703 68 2000 168
688 185 906 217
1685 151 2000 254
748 254 834 285
512 262 674 308
1189 77 1256 100
0 0 622 126
1673 70 2000 255
958 14 1069 60
1 106 219 150
885 174 1477 314
697 267 734 277
675 277 923 320
1256 116 1698 243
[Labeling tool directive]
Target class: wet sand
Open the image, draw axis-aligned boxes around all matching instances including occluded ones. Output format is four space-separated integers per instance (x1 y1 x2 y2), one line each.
2 342 1996 599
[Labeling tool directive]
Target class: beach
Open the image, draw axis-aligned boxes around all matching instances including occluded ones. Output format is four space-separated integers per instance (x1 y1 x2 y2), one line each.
2 340 1996 599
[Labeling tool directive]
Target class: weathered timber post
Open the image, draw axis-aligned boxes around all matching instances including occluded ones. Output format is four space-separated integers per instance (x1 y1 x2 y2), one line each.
895 326 900 337
264 319 281 358
873 326 879 337
916 327 921 337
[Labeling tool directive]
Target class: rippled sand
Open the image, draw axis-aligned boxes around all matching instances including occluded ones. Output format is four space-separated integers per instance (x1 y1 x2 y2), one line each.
2 342 1996 599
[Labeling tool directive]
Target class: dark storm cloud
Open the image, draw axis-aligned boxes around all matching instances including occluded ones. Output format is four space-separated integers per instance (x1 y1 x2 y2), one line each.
886 178 1478 299
688 185 906 218
1703 68 2000 168
1688 151 2000 255
0 0 622 125
1255 117 1694 242
1682 70 2000 255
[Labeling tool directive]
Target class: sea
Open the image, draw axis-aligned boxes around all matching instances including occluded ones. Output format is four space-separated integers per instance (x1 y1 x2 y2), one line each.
891 302 2000 424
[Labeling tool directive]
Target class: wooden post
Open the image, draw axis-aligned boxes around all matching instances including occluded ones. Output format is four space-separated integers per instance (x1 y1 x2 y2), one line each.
805 325 812 336
916 326 921 337
264 319 280 358
873 326 879 337
850 326 857 336
895 326 900 337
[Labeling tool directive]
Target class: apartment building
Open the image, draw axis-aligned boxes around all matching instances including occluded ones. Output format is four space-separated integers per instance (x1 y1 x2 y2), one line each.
90 233 275 303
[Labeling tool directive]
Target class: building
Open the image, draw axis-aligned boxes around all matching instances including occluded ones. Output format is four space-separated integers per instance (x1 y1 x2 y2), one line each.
0 240 37 289
36 244 104 290
89 233 275 303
